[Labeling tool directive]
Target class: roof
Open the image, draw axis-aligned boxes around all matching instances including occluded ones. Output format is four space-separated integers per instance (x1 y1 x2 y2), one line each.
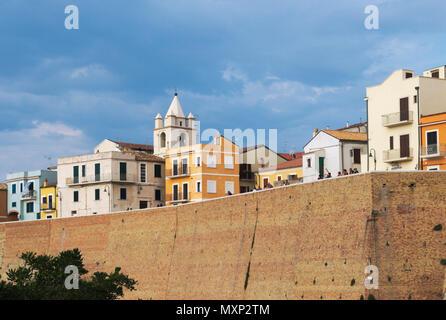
240 145 287 159
336 122 367 131
166 94 185 118
111 140 154 152
0 183 6 191
259 158 303 173
321 130 367 142
134 153 164 162
278 152 303 161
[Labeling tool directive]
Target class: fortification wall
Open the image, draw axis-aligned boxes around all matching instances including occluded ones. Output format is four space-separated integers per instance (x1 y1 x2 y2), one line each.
0 172 444 300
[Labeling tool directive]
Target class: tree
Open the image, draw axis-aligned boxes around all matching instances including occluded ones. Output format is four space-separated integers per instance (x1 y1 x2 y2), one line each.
0 249 136 300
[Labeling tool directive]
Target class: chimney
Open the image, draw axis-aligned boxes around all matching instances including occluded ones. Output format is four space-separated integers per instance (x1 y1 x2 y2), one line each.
44 179 48 187
313 128 319 137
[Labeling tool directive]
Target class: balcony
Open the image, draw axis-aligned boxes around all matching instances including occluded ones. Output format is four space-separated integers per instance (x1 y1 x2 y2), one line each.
166 166 190 178
240 172 255 180
66 173 138 186
382 111 414 127
21 190 36 200
41 204 56 212
383 148 414 163
166 192 190 204
421 144 446 159
273 178 302 187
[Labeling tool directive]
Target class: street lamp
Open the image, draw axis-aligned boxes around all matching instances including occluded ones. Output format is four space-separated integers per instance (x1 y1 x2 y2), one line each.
369 148 377 171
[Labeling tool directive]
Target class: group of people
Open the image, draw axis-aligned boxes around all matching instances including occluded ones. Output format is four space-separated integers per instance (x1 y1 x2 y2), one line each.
318 168 359 180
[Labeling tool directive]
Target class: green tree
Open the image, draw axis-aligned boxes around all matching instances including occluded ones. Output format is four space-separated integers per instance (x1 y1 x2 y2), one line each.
0 249 136 300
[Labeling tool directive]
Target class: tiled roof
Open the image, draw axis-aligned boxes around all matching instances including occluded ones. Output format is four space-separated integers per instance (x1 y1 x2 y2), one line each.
240 144 266 153
112 141 154 152
0 183 6 191
259 158 303 173
336 122 367 131
134 153 164 162
322 130 367 142
278 152 304 161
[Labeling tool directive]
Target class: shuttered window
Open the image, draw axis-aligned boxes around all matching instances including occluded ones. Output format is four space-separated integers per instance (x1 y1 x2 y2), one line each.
207 180 217 193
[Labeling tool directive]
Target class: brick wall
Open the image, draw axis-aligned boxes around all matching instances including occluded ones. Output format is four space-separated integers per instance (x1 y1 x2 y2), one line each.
0 172 444 300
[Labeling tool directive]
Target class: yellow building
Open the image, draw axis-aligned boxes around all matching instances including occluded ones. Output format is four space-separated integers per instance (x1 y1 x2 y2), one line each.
40 179 58 219
163 135 239 205
258 158 303 189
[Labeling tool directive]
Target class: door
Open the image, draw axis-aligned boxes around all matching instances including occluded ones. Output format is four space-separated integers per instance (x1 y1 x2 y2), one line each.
48 195 53 209
400 134 410 158
181 158 188 175
318 157 324 177
172 160 178 176
263 178 268 188
173 185 179 201
182 183 188 200
400 97 409 121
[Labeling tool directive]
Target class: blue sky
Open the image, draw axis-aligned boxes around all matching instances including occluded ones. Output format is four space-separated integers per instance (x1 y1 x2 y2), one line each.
1 0 446 180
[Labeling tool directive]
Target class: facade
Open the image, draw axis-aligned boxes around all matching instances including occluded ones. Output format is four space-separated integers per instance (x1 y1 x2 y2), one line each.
57 151 165 217
303 130 367 182
163 134 240 205
239 145 289 193
94 139 154 154
0 184 17 222
5 170 57 221
366 66 446 171
40 180 58 219
258 158 303 188
420 112 446 170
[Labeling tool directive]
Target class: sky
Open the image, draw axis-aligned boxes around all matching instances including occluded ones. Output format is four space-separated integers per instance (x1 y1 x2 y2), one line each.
1 0 446 180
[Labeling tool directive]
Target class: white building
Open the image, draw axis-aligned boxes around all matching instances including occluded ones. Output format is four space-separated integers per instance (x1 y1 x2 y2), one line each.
366 66 446 171
303 129 367 182
57 145 164 218
153 93 199 156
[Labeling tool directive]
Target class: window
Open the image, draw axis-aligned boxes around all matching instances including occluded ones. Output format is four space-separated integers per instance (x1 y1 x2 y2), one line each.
225 181 235 194
140 201 148 209
42 196 47 204
196 156 201 167
82 165 86 177
426 130 439 155
140 163 147 183
277 175 282 181
95 163 100 181
73 191 79 202
405 72 413 79
155 189 161 201
173 184 179 201
307 158 311 168
20 183 23 193
414 95 417 104
172 159 179 176
154 164 162 178
46 215 53 219
120 188 127 200
12 184 16 194
224 156 234 169
390 136 394 150
181 158 188 175
73 166 79 184
400 134 410 158
182 183 188 200
263 178 269 188
48 195 53 208
196 181 201 193
26 202 34 213
120 162 127 181
12 202 16 208
432 70 440 78
207 180 216 193
95 189 100 201
71 210 77 216
353 149 361 164
207 155 216 168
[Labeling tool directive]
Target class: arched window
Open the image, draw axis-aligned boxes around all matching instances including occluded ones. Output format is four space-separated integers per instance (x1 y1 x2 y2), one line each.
160 132 166 148
179 133 187 147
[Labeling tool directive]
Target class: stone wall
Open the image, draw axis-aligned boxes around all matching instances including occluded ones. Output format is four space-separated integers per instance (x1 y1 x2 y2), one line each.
0 172 444 300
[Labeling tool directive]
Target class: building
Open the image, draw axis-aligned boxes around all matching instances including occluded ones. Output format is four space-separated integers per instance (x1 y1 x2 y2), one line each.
57 149 165 217
258 158 303 188
366 66 446 171
337 121 367 133
303 129 367 182
40 179 58 219
239 145 289 193
419 112 446 170
5 170 57 221
0 183 18 222
163 134 240 205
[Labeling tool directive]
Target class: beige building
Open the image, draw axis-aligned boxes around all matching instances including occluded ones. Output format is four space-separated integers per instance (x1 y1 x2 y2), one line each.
366 66 446 171
57 149 164 217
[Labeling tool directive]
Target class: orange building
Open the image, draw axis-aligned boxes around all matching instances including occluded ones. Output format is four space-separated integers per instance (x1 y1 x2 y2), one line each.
163 135 239 205
420 112 446 170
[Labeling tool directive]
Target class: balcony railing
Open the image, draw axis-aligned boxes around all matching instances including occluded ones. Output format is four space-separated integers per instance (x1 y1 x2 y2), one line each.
166 192 190 204
166 166 190 178
21 190 36 200
420 144 446 158
66 173 138 186
383 148 414 163
41 204 56 211
240 172 255 180
382 111 413 127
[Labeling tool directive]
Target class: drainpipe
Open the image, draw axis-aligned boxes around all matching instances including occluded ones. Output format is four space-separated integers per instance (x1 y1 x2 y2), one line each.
340 141 344 171
364 97 369 172
415 86 421 170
